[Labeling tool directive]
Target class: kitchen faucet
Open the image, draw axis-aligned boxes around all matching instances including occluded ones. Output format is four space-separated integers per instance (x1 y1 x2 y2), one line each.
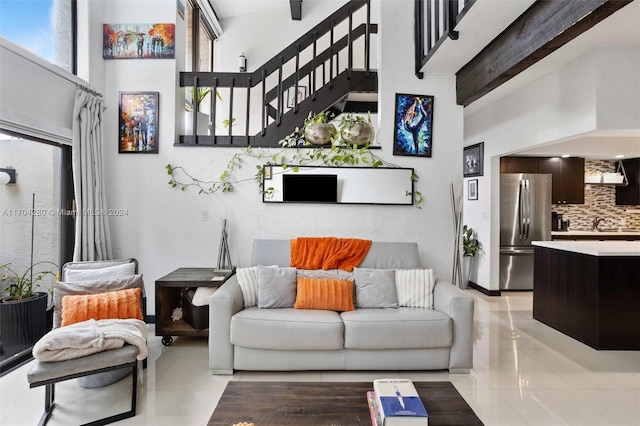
592 216 606 231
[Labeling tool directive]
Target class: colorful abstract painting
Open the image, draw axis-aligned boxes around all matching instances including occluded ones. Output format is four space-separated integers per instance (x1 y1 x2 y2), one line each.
119 92 159 153
393 93 434 157
103 23 175 59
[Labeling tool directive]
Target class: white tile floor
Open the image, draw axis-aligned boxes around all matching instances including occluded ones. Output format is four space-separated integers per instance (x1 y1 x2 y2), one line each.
1 290 639 425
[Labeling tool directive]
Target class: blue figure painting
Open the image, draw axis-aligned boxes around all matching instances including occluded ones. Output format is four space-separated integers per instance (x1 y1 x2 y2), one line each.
393 94 433 157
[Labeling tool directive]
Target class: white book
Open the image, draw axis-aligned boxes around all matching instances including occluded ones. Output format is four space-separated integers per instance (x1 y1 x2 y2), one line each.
373 379 428 426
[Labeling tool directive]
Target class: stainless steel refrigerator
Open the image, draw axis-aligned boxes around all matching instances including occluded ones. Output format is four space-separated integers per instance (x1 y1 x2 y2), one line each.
500 174 552 290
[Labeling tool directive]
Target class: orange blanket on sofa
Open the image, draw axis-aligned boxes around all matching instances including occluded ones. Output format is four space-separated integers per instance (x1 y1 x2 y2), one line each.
290 237 372 272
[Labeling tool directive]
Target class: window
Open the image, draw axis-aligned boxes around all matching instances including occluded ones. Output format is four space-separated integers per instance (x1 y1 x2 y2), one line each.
185 0 215 72
0 0 75 73
0 132 73 371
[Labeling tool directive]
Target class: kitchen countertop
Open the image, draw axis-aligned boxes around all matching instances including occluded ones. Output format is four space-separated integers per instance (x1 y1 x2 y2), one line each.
532 240 640 256
552 230 640 236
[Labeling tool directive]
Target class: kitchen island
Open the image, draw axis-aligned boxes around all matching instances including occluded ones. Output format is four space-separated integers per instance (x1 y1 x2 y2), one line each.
532 241 640 350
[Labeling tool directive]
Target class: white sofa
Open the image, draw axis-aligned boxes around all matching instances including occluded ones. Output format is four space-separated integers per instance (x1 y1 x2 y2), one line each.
208 239 474 374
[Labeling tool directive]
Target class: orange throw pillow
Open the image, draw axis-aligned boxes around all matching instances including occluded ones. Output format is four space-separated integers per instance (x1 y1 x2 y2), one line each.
61 288 143 327
294 277 355 312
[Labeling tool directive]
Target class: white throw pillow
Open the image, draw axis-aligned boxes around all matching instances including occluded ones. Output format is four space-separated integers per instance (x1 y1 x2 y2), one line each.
236 266 259 307
64 262 136 282
191 287 217 306
395 268 435 309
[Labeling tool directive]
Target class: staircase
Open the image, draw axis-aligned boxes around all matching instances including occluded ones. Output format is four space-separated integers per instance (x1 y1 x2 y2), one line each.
178 0 377 148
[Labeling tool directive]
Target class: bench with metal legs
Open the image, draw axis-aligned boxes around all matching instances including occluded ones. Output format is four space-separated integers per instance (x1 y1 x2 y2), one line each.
27 345 139 426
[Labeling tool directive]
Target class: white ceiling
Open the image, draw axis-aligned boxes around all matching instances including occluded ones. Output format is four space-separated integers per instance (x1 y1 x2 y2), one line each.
428 0 640 160
208 0 285 19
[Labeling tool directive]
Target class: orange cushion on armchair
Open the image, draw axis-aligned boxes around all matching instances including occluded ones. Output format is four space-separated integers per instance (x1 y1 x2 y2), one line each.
61 288 143 327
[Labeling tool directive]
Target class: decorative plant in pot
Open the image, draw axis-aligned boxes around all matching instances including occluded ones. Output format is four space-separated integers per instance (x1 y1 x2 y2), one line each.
462 225 481 288
0 261 58 357
184 87 217 135
336 112 374 146
303 111 337 145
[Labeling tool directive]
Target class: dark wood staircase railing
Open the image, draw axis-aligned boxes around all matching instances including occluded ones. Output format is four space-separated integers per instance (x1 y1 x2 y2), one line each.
178 0 377 147
414 0 475 78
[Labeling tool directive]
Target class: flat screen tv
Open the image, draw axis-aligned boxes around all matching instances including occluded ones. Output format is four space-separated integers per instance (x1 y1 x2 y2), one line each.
282 174 337 203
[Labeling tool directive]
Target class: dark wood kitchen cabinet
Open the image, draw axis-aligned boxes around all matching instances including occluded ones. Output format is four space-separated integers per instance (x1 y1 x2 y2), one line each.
615 158 640 205
501 156 585 204
537 157 584 204
500 157 538 173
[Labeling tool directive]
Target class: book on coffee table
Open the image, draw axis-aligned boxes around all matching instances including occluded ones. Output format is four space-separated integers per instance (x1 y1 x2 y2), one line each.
373 379 428 425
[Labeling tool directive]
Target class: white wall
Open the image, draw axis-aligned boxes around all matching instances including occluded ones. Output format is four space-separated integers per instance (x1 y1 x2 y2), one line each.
596 47 640 130
87 0 463 314
463 47 640 291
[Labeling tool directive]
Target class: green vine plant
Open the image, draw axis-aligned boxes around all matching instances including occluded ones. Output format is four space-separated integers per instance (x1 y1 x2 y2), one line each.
167 112 424 207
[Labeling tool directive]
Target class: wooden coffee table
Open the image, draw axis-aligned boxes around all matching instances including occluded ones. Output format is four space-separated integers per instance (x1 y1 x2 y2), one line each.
207 381 483 426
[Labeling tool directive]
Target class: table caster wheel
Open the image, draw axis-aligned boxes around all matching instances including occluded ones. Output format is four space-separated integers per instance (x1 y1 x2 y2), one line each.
162 336 173 346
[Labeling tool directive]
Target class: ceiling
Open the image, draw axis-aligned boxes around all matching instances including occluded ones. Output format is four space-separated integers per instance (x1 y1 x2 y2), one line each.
208 0 286 19
208 0 640 160
427 0 640 161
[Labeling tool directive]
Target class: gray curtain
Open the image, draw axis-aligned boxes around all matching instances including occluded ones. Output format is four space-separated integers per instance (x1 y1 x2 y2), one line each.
71 88 113 261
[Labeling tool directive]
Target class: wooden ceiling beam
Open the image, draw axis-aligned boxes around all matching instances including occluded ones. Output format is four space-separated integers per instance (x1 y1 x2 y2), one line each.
456 0 634 107
290 0 302 21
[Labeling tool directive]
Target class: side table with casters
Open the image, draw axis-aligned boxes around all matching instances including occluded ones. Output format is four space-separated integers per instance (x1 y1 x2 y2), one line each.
155 268 235 346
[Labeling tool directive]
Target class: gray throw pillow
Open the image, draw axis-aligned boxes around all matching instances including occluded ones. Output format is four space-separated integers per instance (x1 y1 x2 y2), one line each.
353 268 398 308
258 266 297 308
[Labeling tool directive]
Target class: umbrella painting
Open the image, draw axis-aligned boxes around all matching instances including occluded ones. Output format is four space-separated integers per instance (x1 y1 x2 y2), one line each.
103 23 175 59
119 92 159 153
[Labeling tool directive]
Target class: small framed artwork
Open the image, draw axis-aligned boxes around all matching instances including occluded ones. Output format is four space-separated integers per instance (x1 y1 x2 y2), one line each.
393 93 434 157
103 23 175 59
468 179 478 200
287 85 307 108
263 165 272 180
118 92 159 153
463 142 484 177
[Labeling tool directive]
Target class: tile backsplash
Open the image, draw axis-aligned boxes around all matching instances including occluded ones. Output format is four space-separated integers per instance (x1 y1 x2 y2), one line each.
553 160 640 230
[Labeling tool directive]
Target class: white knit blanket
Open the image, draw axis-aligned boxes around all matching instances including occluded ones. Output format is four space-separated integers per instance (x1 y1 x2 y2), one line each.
33 318 148 362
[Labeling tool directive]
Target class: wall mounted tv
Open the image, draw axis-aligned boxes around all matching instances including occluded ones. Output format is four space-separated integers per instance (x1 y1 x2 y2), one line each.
282 174 338 203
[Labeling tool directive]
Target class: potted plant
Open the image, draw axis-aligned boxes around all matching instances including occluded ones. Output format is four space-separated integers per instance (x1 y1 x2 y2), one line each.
303 111 337 145
462 225 480 288
184 87 213 135
336 112 374 146
0 261 58 357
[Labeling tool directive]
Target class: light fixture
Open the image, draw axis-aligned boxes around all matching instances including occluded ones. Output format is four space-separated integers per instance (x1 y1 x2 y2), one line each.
0 167 16 184
615 154 625 159
561 154 570 158
239 52 247 72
